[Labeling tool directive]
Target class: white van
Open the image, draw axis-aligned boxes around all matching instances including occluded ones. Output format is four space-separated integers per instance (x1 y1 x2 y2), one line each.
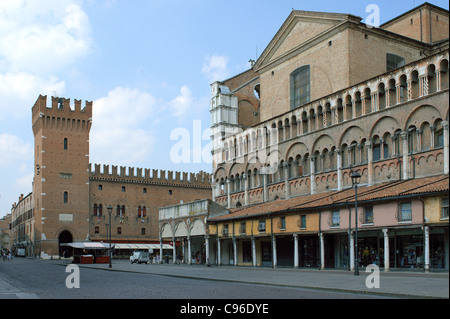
130 251 149 264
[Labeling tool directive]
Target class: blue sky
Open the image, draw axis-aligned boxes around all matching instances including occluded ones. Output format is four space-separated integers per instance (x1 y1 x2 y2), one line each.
0 0 448 217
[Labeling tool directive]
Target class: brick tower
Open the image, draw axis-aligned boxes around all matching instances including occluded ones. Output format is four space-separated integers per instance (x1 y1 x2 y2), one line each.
32 95 92 257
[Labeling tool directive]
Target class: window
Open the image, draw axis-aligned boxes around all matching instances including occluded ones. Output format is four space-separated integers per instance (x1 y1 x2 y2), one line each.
300 215 306 229
398 202 412 221
240 222 246 234
364 206 374 224
117 227 122 235
94 226 99 234
117 205 125 217
442 198 449 219
141 228 146 235
169 190 173 195
290 65 310 109
98 185 103 191
332 210 340 227
94 204 102 216
63 191 68 204
222 224 229 236
138 206 146 218
63 138 68 150
258 219 266 232
386 53 405 72
121 186 126 192
280 217 286 230
143 188 147 194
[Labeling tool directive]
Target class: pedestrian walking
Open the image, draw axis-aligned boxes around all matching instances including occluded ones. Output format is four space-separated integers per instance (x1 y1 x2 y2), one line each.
7 251 11 261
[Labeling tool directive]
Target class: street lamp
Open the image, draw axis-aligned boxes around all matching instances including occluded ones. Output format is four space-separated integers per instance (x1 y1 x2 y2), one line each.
107 205 113 268
351 170 361 276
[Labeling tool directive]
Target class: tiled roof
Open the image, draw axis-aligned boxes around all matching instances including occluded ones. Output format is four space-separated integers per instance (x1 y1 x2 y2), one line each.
208 175 449 222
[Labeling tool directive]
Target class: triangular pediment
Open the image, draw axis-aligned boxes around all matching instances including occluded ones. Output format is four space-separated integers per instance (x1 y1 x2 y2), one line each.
254 10 362 70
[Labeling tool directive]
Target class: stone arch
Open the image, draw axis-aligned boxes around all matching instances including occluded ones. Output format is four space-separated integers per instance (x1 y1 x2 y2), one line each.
404 104 442 131
189 218 206 236
174 221 188 237
161 223 173 238
285 142 309 161
370 115 401 138
338 125 366 148
311 134 336 154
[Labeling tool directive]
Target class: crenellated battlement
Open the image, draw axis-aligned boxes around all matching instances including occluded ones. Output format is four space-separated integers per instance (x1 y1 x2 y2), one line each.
32 95 92 134
89 163 212 188
32 94 92 122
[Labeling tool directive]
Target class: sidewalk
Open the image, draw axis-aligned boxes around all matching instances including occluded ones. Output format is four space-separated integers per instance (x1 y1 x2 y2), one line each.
76 260 449 299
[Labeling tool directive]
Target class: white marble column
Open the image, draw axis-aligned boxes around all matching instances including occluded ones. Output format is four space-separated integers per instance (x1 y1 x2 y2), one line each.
205 235 210 266
251 236 256 267
383 228 389 272
293 234 299 268
272 235 277 268
319 232 325 270
424 226 430 273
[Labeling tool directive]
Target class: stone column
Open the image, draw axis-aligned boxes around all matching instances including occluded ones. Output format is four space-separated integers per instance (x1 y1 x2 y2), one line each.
319 232 325 270
336 149 342 191
382 229 389 272
187 236 191 264
159 237 163 264
233 237 238 266
310 157 316 194
272 235 277 268
443 121 449 174
284 163 291 199
263 173 268 202
366 141 373 185
401 132 409 180
172 236 176 264
349 231 355 272
424 226 430 273
293 234 299 268
226 179 231 208
251 236 256 267
205 235 210 266
243 173 249 206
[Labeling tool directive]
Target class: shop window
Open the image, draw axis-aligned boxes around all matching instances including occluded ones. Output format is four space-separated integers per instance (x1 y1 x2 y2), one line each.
364 206 374 224
397 202 412 222
442 198 449 219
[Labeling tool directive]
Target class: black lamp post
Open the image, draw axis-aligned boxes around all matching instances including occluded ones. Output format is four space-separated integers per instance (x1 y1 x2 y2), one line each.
351 171 361 276
107 205 113 268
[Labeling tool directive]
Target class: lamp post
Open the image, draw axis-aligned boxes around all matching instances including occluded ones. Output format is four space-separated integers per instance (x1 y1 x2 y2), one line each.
107 205 113 268
351 171 361 276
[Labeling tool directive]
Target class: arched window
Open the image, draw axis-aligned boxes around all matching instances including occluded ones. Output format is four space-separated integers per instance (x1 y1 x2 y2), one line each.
94 204 102 216
63 191 68 204
116 205 125 217
290 65 310 109
63 138 68 150
138 206 146 218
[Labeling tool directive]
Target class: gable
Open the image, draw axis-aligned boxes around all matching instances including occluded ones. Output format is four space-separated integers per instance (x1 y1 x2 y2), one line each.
255 10 361 71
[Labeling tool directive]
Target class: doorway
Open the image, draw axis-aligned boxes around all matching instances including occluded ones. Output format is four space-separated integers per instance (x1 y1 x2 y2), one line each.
58 230 73 257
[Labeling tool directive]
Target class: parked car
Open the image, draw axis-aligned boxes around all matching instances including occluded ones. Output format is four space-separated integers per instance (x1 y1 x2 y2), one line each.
130 251 149 264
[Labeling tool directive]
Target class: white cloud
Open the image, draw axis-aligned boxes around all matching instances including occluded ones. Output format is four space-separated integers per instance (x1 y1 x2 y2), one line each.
0 0 92 74
90 87 157 166
0 133 33 166
202 54 230 83
0 72 65 118
170 85 193 117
